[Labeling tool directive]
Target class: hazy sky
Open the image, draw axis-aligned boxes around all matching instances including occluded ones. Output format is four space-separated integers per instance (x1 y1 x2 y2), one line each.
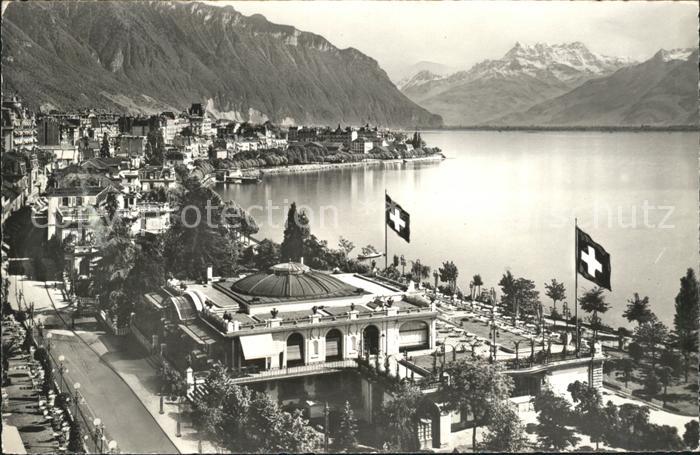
212 0 698 79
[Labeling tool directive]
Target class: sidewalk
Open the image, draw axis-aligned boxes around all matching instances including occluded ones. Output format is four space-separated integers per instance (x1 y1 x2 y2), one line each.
601 388 697 434
9 275 180 454
3 353 60 453
105 338 218 454
10 276 218 452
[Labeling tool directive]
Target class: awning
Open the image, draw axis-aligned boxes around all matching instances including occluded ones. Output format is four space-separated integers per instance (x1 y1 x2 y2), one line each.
2 424 27 454
240 333 277 360
179 323 217 345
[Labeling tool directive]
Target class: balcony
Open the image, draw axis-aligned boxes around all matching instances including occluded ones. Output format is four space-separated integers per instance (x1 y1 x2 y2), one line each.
198 304 436 336
228 359 358 384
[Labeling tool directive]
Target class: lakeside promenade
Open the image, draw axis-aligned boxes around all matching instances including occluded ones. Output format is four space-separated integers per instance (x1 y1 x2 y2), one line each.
254 154 444 176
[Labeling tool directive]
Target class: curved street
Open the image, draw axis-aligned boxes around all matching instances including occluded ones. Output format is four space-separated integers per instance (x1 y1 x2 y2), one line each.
9 276 179 454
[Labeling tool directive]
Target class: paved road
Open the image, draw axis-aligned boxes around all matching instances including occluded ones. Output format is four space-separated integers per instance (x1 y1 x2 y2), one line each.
47 331 179 454
8 276 179 454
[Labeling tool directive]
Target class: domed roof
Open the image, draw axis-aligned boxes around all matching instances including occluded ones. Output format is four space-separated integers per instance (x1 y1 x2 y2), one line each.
230 262 361 299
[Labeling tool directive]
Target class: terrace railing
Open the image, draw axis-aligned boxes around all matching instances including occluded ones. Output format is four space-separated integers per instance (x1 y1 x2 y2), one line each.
228 359 357 383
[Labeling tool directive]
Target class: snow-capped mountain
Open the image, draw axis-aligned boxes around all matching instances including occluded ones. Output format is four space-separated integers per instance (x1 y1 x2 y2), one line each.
401 42 635 125
397 70 445 91
392 61 454 87
657 48 695 62
496 48 699 127
474 41 633 83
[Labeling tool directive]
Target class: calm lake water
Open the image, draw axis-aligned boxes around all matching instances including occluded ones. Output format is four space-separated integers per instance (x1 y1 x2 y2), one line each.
218 130 698 328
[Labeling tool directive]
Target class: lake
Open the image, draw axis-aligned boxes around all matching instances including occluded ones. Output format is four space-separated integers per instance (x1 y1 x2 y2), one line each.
218 130 698 328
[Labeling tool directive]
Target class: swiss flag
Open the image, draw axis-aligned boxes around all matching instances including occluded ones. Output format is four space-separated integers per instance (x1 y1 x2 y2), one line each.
576 227 611 291
385 194 410 243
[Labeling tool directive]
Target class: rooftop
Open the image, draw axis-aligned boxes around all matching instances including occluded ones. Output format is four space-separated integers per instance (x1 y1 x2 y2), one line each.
222 263 367 305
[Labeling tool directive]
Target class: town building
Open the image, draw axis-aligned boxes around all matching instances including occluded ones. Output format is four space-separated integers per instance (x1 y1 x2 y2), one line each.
118 135 146 158
138 165 177 191
1 96 37 152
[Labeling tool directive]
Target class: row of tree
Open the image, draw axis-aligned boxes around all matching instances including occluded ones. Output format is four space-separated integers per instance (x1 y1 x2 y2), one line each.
91 176 258 326
535 380 698 451
191 364 320 452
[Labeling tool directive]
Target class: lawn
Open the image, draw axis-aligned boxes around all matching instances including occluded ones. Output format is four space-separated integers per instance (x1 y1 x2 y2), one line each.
603 349 698 416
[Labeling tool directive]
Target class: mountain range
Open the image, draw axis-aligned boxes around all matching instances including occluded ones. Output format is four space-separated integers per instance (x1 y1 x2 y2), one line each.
496 48 699 126
1 1 441 128
401 42 699 127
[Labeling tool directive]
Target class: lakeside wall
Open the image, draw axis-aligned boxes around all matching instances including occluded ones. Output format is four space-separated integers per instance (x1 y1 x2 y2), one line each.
253 154 444 177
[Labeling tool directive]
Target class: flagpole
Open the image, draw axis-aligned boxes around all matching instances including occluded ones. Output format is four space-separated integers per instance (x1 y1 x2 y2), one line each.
384 189 388 270
574 217 579 358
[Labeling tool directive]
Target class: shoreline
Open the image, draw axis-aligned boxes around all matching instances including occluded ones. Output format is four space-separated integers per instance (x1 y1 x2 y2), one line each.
428 125 700 132
247 155 445 177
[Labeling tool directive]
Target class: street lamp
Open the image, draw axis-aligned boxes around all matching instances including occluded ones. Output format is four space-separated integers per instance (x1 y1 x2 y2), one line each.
73 382 81 417
323 402 330 452
176 396 182 438
46 332 53 355
58 355 67 393
93 417 105 453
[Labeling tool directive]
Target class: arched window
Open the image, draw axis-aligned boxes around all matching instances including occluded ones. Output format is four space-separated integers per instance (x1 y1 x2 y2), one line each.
325 329 343 361
286 332 305 367
363 325 380 356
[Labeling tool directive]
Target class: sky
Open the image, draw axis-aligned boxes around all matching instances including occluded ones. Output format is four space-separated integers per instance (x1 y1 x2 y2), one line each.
210 0 699 80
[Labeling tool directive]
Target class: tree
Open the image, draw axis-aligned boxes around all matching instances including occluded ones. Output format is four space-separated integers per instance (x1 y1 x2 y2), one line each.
481 401 528 452
533 386 579 451
164 178 237 280
544 279 566 315
377 383 422 451
439 261 459 293
499 272 539 326
578 287 610 348
623 293 653 326
191 363 319 452
633 316 669 369
628 341 644 363
643 370 661 395
618 357 635 389
683 420 699 450
567 381 606 450
99 133 110 158
243 239 280 270
472 274 483 299
338 237 355 257
280 203 309 262
498 271 516 313
658 366 674 406
360 244 378 257
515 278 540 325
673 268 699 382
644 424 685 451
439 359 513 451
68 420 85 453
103 191 120 221
126 234 166 300
659 348 683 377
146 128 165 165
91 218 136 320
410 260 431 285
335 400 358 450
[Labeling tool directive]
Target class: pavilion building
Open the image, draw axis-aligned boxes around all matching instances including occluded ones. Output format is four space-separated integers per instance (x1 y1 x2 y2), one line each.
133 262 605 450
136 262 437 378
